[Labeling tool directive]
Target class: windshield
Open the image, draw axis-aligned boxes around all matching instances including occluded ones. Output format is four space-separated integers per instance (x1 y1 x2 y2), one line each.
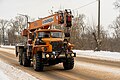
38 31 62 38
38 32 50 38
51 32 62 38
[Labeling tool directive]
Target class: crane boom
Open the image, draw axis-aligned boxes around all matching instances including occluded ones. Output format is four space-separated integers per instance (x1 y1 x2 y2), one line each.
29 14 60 30
22 9 73 40
28 9 73 32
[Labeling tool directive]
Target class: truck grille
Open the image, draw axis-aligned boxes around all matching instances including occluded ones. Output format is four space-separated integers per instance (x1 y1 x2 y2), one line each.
50 41 63 52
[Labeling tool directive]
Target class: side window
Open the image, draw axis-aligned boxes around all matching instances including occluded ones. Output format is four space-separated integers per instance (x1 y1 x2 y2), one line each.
38 32 50 38
38 32 43 38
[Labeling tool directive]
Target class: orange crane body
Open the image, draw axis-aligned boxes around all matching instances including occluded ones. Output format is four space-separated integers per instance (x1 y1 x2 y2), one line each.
16 9 76 71
28 14 60 30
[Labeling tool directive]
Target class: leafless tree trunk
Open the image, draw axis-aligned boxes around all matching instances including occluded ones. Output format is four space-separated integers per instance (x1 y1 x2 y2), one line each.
0 19 8 45
6 16 27 45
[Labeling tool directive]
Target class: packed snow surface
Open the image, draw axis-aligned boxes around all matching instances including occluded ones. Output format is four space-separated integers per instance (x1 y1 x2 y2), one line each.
0 60 38 80
0 45 38 80
0 45 15 49
0 68 10 80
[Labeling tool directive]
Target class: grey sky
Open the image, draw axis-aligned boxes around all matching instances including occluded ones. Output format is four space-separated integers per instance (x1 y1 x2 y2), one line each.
0 0 118 27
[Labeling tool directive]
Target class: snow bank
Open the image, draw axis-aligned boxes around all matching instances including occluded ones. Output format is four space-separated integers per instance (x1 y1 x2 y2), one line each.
0 69 10 80
0 60 39 80
73 50 120 62
0 45 15 49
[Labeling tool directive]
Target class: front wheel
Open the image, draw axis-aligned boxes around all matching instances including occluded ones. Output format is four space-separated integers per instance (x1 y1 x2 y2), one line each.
63 57 74 70
33 53 44 71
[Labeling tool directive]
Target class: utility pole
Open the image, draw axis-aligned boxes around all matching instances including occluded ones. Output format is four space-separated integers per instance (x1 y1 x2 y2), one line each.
97 0 101 51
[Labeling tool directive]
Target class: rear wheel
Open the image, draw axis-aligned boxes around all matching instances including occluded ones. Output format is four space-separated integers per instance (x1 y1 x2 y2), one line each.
19 49 23 65
63 57 74 70
33 52 44 71
22 52 31 67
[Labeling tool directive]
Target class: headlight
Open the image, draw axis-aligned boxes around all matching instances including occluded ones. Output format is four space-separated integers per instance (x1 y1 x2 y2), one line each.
46 54 49 58
71 53 74 57
52 51 55 54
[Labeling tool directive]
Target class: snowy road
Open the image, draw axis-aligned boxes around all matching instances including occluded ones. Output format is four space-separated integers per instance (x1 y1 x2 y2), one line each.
0 48 120 80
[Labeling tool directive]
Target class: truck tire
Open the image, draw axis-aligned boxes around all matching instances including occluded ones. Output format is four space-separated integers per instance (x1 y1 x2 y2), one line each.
19 49 23 65
63 57 74 70
22 52 31 67
19 54 23 65
33 53 44 71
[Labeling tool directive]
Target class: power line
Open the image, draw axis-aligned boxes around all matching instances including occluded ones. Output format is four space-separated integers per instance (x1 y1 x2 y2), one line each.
73 0 97 11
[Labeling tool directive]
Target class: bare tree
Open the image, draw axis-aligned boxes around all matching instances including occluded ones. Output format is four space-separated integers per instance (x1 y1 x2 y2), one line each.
108 14 120 52
114 0 120 9
0 19 8 45
7 16 27 45
15 16 27 32
71 14 108 50
7 19 17 45
70 14 87 49
110 15 120 38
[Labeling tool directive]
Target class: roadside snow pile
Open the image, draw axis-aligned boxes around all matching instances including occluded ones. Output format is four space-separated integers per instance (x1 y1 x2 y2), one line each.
0 60 39 80
0 48 15 54
73 50 120 62
0 45 15 49
0 69 10 80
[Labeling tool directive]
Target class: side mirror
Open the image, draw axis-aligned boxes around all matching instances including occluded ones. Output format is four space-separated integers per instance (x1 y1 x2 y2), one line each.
65 33 70 37
21 29 28 36
29 33 32 39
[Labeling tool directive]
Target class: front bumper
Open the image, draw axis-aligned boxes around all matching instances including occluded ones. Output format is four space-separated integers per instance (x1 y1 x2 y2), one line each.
42 51 76 59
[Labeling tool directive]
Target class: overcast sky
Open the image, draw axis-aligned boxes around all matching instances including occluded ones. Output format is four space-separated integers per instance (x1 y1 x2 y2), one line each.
0 0 119 28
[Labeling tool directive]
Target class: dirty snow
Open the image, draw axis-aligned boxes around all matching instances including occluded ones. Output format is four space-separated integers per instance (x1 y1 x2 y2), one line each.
0 45 15 49
0 60 39 80
0 45 39 80
0 69 10 80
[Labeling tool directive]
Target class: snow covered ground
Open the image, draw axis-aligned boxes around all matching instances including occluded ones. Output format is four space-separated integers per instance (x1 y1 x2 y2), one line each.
0 59 38 80
0 68 10 80
0 45 15 49
73 50 120 62
1 45 120 79
0 45 38 80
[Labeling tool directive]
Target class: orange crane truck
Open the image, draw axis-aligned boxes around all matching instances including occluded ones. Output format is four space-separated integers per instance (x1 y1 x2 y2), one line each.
15 9 76 71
